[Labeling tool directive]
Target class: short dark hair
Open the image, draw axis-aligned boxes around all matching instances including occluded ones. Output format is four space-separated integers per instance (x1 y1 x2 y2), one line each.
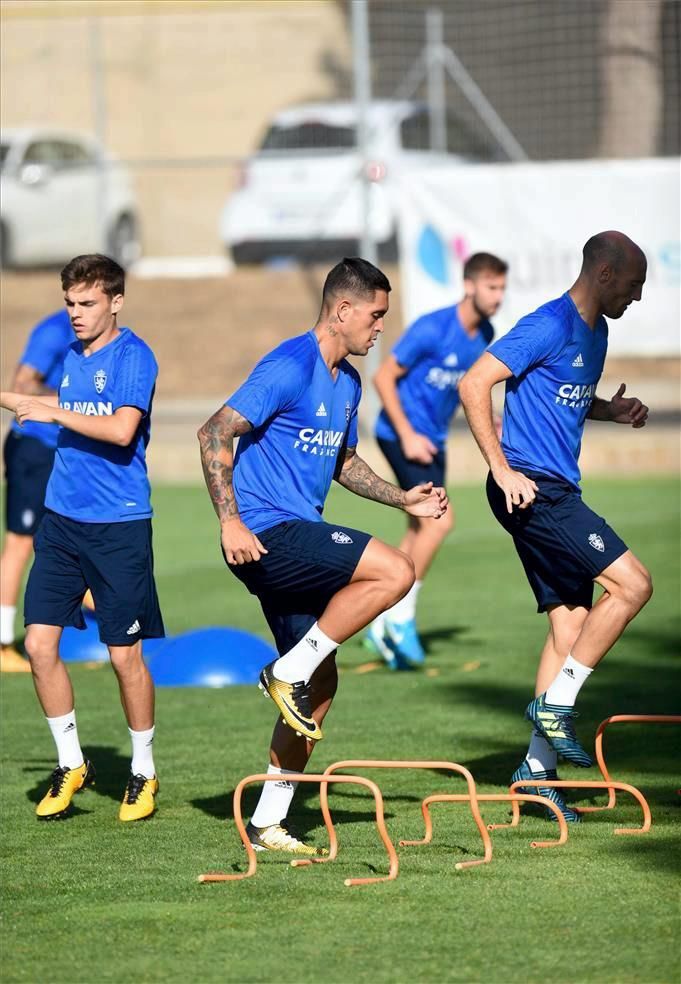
322 257 391 304
463 252 508 280
61 254 125 298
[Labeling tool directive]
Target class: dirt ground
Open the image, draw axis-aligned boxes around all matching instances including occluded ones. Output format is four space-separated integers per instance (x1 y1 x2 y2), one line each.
1 268 678 484
1 266 369 401
2 266 679 398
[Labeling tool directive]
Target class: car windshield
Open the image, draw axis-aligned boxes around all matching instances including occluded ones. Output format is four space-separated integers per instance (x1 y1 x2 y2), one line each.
260 122 356 152
0 143 9 170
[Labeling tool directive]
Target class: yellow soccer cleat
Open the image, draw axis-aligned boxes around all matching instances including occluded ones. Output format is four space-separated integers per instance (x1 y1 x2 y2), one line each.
258 662 323 741
0 644 32 673
246 820 329 856
36 760 96 819
119 774 159 822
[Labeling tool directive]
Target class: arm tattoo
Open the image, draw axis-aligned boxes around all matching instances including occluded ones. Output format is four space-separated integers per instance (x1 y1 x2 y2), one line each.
336 447 405 508
197 405 251 522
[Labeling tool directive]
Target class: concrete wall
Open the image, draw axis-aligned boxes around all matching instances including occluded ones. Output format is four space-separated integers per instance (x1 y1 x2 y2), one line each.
1 1 352 255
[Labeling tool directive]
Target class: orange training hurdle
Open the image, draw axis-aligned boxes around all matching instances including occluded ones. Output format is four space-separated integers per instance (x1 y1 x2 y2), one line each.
314 759 491 870
496 779 652 834
197 772 399 888
407 793 568 859
579 714 681 813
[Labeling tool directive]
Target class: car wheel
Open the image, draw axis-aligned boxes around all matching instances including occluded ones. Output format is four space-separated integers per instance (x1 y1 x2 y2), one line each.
108 214 141 268
0 222 12 269
378 233 398 263
230 243 268 266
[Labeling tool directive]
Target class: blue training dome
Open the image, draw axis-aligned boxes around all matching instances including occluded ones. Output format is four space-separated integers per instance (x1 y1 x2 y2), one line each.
60 610 109 663
145 626 276 687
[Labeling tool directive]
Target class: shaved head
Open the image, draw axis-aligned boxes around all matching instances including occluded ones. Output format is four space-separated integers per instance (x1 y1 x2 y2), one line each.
581 231 645 274
574 230 647 320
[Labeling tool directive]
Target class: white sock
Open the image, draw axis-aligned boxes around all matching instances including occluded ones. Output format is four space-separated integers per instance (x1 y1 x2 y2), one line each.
129 725 156 779
525 729 557 772
46 710 84 770
273 623 339 684
385 580 422 625
250 764 299 828
545 653 593 708
370 611 386 635
0 605 16 645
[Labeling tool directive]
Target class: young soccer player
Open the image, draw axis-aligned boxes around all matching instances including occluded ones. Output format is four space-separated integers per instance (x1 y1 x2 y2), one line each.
1 309 74 672
198 257 448 855
459 231 651 821
0 254 164 821
366 252 507 667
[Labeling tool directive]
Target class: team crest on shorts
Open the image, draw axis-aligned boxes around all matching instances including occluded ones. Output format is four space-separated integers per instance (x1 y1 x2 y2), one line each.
331 530 353 545
94 369 107 394
588 532 605 552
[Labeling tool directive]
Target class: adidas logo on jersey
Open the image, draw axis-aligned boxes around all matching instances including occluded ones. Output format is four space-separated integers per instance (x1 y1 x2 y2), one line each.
126 619 141 635
316 403 327 417
61 374 70 388
572 353 584 367
444 353 459 367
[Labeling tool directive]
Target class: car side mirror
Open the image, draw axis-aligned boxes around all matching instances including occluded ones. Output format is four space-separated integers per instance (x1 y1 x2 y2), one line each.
20 163 54 187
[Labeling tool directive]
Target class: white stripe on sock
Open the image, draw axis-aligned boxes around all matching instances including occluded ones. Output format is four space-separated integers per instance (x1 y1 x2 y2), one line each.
250 764 300 828
273 623 339 684
129 725 156 779
545 654 593 708
46 710 84 770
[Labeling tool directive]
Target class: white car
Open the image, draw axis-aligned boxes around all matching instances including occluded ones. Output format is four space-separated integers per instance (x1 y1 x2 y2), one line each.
0 127 141 268
220 100 501 264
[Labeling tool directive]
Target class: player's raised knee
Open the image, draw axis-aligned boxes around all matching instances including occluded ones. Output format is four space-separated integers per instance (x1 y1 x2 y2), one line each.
385 549 416 602
630 565 653 610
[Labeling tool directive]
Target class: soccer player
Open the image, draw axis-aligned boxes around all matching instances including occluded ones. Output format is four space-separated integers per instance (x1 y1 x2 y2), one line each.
366 252 508 668
1 309 74 673
197 257 448 855
0 254 164 822
459 231 652 821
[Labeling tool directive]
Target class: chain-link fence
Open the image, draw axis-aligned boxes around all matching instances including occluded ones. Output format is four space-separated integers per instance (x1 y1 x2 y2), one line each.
1 0 679 261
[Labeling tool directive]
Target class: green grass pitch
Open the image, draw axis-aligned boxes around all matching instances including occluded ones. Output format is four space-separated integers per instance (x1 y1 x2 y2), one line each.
1 476 679 983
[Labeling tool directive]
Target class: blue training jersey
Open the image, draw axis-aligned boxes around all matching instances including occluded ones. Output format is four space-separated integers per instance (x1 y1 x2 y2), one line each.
227 331 362 535
488 292 608 490
45 327 158 523
11 309 74 449
374 305 494 450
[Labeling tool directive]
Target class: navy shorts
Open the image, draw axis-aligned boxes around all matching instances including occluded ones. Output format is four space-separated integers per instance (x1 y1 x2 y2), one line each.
24 510 165 646
227 519 372 655
486 472 628 612
376 437 446 491
3 431 55 535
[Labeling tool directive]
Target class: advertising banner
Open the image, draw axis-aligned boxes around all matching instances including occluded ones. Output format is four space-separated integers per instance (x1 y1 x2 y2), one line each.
397 158 680 355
